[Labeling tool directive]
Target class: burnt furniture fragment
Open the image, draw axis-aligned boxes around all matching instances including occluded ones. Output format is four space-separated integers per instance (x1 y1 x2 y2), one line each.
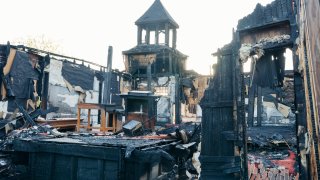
123 120 143 136
120 91 159 130
76 103 118 133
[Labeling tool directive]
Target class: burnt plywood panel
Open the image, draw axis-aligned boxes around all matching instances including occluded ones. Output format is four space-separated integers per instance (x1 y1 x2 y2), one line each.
62 61 94 90
200 44 237 179
200 45 234 156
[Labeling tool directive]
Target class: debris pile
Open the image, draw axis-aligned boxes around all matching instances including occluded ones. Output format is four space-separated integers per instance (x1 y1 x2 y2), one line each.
248 150 299 179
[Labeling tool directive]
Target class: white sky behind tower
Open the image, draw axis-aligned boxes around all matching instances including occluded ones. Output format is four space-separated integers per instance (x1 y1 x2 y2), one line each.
0 0 274 75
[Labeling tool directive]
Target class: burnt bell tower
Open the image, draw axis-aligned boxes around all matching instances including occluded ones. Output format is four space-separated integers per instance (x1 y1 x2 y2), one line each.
135 0 178 48
123 0 188 124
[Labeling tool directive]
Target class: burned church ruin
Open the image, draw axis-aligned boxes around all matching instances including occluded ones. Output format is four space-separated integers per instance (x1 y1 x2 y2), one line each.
0 0 319 179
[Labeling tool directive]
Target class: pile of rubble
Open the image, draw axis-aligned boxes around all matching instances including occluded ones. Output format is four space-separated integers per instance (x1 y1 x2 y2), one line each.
0 117 202 179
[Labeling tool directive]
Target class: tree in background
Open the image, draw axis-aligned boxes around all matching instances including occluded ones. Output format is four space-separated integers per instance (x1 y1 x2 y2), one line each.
11 34 63 54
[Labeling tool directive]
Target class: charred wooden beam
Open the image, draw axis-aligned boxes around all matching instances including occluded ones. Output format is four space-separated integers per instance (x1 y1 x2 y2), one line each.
247 84 256 127
175 74 181 124
104 46 113 104
147 63 151 91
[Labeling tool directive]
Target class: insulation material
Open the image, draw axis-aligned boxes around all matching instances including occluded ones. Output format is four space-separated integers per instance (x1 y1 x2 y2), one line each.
154 86 169 96
57 93 79 108
157 77 169 86
257 34 290 45
239 44 253 62
48 59 66 87
264 101 283 117
196 76 210 102
93 76 99 91
0 101 8 119
192 143 201 175
132 54 156 66
121 80 131 94
168 76 176 104
64 79 73 92
278 103 291 118
157 96 171 123
239 43 264 63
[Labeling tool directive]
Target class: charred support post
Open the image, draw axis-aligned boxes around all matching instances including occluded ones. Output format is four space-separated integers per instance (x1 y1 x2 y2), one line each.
41 55 50 116
175 74 181 124
247 84 256 127
169 53 172 74
240 62 248 180
275 88 279 109
98 77 103 124
104 46 113 104
256 86 262 126
147 63 151 91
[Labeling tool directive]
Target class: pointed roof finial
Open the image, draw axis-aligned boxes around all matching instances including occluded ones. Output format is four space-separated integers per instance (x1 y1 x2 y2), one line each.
135 0 179 29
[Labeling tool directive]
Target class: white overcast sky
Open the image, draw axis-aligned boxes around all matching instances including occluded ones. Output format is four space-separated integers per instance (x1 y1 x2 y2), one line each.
0 0 274 75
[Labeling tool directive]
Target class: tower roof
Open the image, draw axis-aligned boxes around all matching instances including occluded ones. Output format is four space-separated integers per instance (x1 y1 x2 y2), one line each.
135 0 179 29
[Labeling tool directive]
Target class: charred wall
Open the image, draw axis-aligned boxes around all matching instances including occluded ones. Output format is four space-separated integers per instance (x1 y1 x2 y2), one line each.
296 0 320 178
237 0 294 30
200 44 239 179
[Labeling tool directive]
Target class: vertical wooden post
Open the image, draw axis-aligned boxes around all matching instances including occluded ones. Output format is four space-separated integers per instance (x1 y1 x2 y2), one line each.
98 80 102 124
101 109 106 132
155 27 159 45
112 112 116 132
175 75 181 124
146 28 150 44
165 23 169 46
137 27 142 45
172 28 177 49
87 109 91 130
104 46 113 104
147 63 152 91
257 86 262 126
169 53 172 74
247 84 256 127
77 107 81 132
